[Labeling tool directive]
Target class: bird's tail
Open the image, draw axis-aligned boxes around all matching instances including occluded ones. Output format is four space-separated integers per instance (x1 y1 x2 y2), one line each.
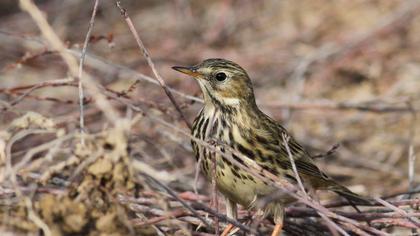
327 181 372 205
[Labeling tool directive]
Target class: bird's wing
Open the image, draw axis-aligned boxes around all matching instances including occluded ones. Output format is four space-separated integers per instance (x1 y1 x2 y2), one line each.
277 133 330 180
259 114 331 182
253 114 370 203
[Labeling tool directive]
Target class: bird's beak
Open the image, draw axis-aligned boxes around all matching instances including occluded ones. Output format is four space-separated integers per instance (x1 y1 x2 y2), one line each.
172 66 201 77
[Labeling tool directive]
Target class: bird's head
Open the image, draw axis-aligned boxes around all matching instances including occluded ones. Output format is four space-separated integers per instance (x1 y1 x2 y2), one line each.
172 58 256 108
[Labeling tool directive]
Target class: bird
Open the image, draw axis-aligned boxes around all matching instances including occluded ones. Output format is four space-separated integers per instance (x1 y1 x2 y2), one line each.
172 58 369 236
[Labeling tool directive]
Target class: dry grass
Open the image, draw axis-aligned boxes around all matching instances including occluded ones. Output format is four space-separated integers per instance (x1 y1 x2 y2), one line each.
0 0 419 235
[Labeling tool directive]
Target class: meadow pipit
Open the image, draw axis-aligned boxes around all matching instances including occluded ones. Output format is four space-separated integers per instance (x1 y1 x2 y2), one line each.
173 58 369 236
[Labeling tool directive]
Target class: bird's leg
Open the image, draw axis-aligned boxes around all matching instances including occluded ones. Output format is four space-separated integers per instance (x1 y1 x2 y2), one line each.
226 197 238 219
249 208 264 231
271 206 284 236
221 197 237 236
221 224 234 236
271 222 283 236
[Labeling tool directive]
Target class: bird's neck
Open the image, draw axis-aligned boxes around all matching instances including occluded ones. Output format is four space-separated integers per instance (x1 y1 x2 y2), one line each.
202 98 261 127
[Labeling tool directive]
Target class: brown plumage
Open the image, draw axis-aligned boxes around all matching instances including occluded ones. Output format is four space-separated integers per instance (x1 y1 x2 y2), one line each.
173 58 369 235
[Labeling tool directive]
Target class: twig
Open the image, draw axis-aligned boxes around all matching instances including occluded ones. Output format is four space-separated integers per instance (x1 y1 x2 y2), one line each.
132 208 188 227
287 191 387 236
19 0 121 124
286 207 420 221
129 202 253 234
325 198 420 208
1 78 73 110
139 173 212 229
78 0 100 145
115 1 192 130
4 128 55 235
190 202 257 234
372 218 419 229
282 134 306 195
374 197 420 228
4 129 54 183
24 196 52 236
1 49 55 72
2 89 79 106
66 48 203 103
263 99 419 113
312 143 340 159
282 133 343 236
13 132 74 175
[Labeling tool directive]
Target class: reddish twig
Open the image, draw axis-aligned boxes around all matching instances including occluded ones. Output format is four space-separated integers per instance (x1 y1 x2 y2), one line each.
131 208 188 227
1 49 55 72
372 218 419 229
0 78 74 109
262 99 419 114
139 173 211 229
374 197 420 228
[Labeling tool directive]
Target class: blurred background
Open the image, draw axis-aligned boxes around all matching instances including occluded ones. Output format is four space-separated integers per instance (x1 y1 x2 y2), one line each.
0 0 419 235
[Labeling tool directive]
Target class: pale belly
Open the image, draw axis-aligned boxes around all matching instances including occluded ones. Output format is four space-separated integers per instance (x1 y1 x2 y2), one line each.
202 153 278 208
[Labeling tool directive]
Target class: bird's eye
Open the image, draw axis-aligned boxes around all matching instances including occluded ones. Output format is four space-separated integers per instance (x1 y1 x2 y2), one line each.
215 72 227 81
